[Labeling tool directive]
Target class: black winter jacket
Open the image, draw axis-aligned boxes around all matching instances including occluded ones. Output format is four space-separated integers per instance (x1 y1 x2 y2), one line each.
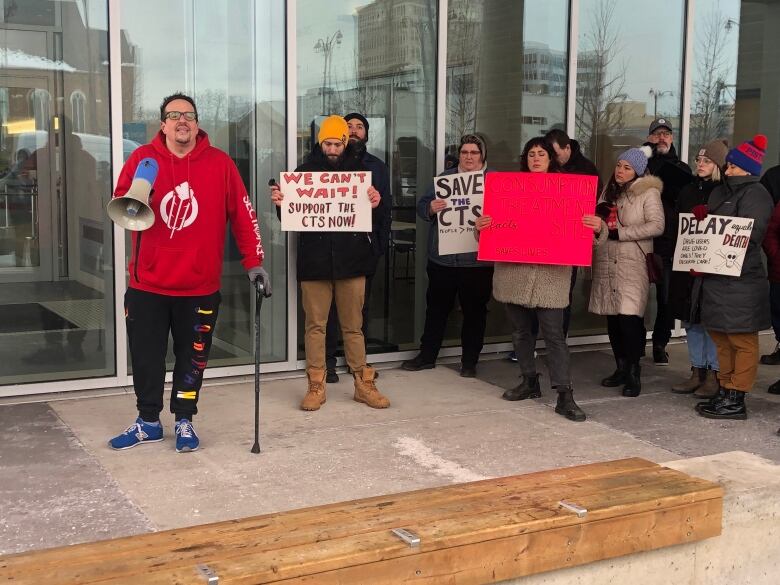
646 144 693 259
698 176 774 333
760 165 780 205
561 139 602 195
290 147 382 281
668 178 718 322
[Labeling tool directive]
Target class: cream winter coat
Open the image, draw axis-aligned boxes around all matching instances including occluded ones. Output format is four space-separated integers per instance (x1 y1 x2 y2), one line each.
589 175 665 317
493 262 573 309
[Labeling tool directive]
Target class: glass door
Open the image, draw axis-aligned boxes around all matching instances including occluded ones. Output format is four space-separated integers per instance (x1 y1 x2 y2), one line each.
0 76 55 282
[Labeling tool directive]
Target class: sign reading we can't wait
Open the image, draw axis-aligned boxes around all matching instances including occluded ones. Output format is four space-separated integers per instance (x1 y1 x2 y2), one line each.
279 171 373 232
477 172 598 266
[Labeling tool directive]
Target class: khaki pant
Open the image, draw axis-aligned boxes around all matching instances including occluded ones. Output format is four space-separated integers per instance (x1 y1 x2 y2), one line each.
707 330 759 392
301 277 366 371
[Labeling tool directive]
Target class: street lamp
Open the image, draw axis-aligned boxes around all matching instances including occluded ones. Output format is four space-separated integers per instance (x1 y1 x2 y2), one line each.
314 30 343 114
648 88 673 118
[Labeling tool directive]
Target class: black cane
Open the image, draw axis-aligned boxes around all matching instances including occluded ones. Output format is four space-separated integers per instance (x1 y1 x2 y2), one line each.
251 280 265 454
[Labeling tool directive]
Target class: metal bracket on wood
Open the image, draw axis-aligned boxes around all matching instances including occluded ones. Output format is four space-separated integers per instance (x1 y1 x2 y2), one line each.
391 527 421 547
559 500 588 518
196 564 219 584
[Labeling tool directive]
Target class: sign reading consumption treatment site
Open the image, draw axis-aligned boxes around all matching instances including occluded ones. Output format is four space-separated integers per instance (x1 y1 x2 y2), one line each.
478 172 598 266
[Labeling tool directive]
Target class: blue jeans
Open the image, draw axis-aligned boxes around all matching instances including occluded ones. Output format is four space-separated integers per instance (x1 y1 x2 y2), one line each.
683 323 719 370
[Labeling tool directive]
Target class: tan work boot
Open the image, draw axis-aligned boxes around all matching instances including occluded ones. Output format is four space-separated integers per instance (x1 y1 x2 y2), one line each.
693 369 720 398
353 366 390 408
671 367 704 394
301 367 327 411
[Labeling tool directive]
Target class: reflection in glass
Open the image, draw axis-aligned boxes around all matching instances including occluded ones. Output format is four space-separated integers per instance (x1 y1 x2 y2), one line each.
296 0 437 357
689 0 740 160
120 1 287 368
732 2 780 166
445 0 569 342
447 1 568 170
0 1 116 385
575 0 686 176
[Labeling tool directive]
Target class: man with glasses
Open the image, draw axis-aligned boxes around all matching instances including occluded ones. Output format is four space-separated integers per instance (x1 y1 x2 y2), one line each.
402 134 493 377
644 118 693 365
108 93 271 453
323 113 391 383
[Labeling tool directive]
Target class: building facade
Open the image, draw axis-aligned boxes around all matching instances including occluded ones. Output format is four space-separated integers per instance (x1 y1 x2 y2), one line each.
1 0 779 396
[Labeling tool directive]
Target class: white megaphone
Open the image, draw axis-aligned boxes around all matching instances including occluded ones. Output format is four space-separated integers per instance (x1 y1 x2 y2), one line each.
107 157 158 231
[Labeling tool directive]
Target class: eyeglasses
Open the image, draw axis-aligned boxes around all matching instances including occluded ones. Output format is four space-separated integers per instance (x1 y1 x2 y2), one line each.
164 111 198 122
460 149 481 156
652 130 672 138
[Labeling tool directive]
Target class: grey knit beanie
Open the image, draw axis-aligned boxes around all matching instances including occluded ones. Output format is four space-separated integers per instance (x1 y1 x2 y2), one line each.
617 145 652 176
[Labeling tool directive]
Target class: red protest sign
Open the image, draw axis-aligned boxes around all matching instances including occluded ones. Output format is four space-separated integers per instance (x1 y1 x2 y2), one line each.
477 172 598 266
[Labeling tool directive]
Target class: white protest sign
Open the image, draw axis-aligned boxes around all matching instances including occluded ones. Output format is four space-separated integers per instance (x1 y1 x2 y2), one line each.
279 171 372 232
673 213 753 276
434 170 484 255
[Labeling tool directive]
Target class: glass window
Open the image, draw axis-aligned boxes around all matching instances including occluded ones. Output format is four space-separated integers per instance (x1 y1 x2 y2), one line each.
732 2 780 168
296 0 437 358
689 0 740 161
120 1 287 367
575 0 686 174
0 1 116 385
446 0 569 170
445 0 569 346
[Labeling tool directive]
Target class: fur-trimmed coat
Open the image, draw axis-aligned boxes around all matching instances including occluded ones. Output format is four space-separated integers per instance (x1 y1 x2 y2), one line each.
589 175 665 316
492 262 574 309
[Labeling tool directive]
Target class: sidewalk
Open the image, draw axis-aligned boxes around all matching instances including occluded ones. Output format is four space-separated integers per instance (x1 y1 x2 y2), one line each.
2 339 779 556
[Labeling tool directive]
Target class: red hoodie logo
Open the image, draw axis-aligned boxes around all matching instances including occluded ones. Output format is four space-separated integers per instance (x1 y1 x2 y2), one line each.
160 181 199 238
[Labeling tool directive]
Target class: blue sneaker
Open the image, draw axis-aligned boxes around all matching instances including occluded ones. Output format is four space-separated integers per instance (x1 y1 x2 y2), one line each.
108 417 163 450
507 351 518 362
175 419 199 453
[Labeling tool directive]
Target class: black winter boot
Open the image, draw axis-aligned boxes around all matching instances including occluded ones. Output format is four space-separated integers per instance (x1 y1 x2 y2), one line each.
698 389 747 420
502 374 541 401
695 386 727 413
601 358 627 387
622 362 642 397
554 386 586 422
768 379 780 394
699 390 747 420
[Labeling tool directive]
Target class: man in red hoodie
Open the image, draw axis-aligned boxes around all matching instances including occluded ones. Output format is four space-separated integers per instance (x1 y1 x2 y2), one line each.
108 93 270 453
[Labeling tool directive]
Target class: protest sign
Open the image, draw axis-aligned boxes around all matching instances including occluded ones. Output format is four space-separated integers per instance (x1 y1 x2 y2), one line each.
672 213 753 276
279 171 372 232
434 170 484 255
477 172 598 266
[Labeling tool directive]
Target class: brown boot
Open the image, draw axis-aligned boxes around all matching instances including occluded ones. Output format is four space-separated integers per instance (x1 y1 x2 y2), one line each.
693 369 720 398
301 367 327 411
353 366 390 408
671 367 704 394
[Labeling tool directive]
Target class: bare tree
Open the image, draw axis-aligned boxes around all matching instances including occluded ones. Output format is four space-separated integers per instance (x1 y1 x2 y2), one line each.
574 0 628 157
690 4 734 151
195 89 227 132
446 1 482 145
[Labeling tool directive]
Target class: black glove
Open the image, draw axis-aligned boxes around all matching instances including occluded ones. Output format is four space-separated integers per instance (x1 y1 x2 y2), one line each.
248 267 272 297
608 229 619 240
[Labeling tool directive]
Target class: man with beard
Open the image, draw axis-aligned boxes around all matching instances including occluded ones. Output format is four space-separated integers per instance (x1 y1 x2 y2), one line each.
323 113 391 383
644 118 693 365
270 115 390 411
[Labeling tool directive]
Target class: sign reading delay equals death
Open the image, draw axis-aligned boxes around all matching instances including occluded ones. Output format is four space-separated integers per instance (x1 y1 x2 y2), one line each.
279 171 373 232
